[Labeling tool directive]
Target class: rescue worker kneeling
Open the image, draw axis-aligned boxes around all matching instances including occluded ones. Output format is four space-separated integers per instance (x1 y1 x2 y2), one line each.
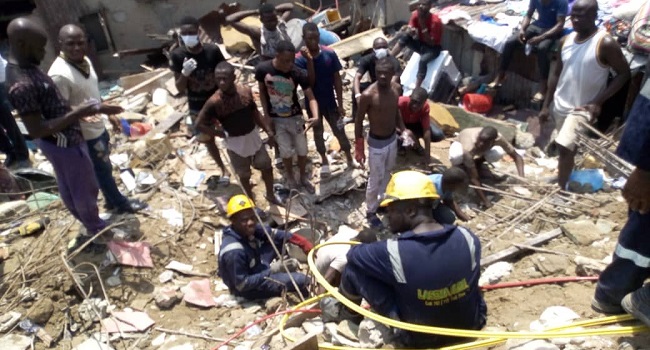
218 195 313 299
339 171 487 348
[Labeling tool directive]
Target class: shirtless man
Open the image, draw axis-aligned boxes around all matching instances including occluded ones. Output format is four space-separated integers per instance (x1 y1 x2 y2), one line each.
226 3 294 60
355 58 410 228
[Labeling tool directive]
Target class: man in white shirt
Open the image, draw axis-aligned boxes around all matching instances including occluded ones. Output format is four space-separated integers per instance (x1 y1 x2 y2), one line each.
315 226 377 290
48 24 145 214
0 52 30 168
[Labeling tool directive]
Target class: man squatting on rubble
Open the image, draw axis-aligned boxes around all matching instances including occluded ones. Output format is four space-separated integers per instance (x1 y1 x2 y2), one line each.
349 37 401 124
255 40 319 194
355 57 412 228
169 16 230 179
218 194 314 299
539 0 630 190
49 24 145 214
592 65 650 328
398 87 445 164
449 127 524 208
337 170 486 348
5 17 125 249
195 62 283 205
295 22 355 176
315 227 377 292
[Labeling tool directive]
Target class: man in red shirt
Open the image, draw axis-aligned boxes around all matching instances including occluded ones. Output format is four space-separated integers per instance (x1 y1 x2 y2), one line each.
391 0 443 89
398 87 445 164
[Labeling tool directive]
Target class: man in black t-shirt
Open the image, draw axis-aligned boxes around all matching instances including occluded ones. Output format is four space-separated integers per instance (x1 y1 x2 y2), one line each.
170 16 226 114
169 16 228 177
255 40 318 194
348 37 401 124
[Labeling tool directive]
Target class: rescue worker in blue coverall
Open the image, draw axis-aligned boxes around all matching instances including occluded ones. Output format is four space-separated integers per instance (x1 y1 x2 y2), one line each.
218 194 313 299
339 170 487 348
592 74 650 327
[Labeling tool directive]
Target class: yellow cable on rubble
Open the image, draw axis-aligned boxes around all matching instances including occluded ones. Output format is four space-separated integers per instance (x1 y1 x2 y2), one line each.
277 241 648 348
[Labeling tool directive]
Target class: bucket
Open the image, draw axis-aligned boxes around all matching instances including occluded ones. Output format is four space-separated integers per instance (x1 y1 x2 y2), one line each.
463 93 493 114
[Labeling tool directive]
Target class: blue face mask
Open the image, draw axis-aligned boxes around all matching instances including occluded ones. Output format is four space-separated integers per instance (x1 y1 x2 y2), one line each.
181 35 200 48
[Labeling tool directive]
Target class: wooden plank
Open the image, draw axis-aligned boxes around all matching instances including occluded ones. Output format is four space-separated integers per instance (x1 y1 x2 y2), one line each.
481 228 562 267
288 333 319 350
122 70 173 97
119 69 166 90
329 28 384 59
268 200 308 225
148 111 185 136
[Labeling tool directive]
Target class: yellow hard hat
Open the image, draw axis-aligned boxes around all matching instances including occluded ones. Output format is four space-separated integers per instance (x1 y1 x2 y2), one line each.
379 170 439 207
226 194 255 218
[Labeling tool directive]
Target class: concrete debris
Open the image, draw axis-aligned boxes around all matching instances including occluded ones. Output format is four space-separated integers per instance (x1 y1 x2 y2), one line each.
324 322 359 347
574 256 608 276
530 306 580 332
158 270 174 284
74 337 115 350
561 220 602 246
27 297 54 325
532 254 571 276
0 311 21 333
358 318 393 348
595 219 617 235
265 297 284 313
336 320 359 341
213 294 239 308
105 275 122 287
154 285 182 309
0 200 30 220
78 299 110 323
301 317 325 335
506 339 560 350
151 332 166 347
514 130 536 149
479 261 513 286
0 334 32 350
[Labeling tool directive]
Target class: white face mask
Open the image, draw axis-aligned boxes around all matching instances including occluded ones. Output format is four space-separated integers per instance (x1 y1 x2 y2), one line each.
373 48 388 59
181 35 200 48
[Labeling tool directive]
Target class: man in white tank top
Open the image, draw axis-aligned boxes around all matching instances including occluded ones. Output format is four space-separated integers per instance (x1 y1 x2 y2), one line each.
539 0 630 189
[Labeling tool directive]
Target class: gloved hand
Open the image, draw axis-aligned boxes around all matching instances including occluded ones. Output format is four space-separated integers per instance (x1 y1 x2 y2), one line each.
181 58 198 77
270 258 300 273
289 234 314 254
355 138 365 168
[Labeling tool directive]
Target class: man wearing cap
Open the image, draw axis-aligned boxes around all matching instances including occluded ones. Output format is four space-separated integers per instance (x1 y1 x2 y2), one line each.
337 170 487 348
218 194 314 299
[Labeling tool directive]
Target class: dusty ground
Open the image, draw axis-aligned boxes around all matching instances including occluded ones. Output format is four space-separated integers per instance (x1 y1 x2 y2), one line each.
1 80 649 350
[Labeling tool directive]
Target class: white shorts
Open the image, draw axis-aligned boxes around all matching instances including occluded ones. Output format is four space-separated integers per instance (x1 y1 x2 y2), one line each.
449 141 505 166
555 110 591 152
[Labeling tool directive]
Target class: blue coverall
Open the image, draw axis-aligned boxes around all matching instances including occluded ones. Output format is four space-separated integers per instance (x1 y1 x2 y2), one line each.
218 224 310 300
340 225 487 348
595 79 650 306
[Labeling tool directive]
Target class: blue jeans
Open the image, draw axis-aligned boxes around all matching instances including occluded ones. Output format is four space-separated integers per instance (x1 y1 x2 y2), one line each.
595 210 650 306
86 131 129 209
238 272 310 300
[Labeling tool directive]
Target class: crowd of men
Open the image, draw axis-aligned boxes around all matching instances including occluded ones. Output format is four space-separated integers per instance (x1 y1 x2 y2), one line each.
1 0 649 347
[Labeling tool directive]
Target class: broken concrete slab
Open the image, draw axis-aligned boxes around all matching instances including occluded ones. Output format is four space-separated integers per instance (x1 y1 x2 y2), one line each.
561 220 601 246
329 28 383 59
315 168 366 203
74 337 114 350
574 256 608 276
336 320 359 341
0 200 30 220
0 311 21 332
154 285 182 310
0 334 32 350
595 219 616 235
533 254 571 276
444 104 517 143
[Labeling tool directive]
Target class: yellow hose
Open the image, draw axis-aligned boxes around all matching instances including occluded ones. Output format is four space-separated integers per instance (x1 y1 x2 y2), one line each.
296 241 648 340
279 293 641 350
